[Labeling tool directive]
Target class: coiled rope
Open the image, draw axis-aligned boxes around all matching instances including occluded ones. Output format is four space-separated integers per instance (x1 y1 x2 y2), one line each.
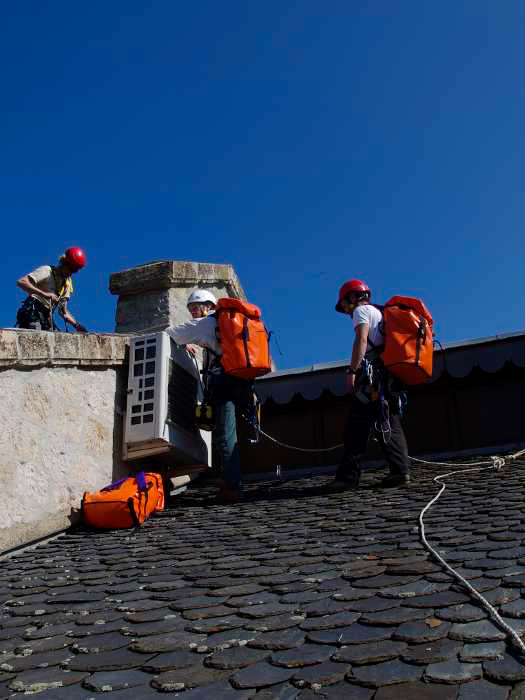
417 449 525 655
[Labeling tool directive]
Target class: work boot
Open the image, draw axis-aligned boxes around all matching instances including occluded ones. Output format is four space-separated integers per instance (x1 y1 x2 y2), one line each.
216 482 242 504
326 469 360 491
378 473 411 488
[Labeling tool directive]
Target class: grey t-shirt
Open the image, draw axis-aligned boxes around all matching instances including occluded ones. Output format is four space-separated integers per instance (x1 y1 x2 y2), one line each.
27 265 72 303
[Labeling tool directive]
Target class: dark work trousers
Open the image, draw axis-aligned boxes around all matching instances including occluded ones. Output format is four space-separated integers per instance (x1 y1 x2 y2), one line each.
336 395 409 480
208 371 254 491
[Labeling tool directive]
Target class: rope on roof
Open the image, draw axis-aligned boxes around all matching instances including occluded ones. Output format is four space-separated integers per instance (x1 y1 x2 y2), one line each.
257 428 344 452
417 448 525 656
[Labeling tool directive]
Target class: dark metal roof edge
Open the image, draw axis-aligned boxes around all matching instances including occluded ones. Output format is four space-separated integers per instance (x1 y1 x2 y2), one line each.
258 328 525 382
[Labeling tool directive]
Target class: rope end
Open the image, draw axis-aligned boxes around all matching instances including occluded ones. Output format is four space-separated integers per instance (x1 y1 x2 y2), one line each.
491 456 505 471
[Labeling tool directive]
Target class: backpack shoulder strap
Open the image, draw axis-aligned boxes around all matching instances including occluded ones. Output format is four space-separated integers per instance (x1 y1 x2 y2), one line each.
367 304 385 350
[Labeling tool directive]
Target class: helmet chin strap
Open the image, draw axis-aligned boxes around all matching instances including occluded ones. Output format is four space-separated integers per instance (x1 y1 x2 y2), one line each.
188 303 213 318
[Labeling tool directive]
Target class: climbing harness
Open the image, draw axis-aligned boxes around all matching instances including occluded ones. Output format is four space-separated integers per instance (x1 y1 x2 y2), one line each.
354 358 378 405
15 297 53 330
417 449 525 655
16 268 72 332
374 388 392 444
189 350 262 439
242 393 262 444
189 352 216 431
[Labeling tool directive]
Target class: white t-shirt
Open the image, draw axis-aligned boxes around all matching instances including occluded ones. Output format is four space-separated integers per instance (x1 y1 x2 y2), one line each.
353 304 384 353
166 315 222 356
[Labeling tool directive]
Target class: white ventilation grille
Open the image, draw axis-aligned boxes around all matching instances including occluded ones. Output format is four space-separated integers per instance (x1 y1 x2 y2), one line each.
123 332 210 466
129 336 158 427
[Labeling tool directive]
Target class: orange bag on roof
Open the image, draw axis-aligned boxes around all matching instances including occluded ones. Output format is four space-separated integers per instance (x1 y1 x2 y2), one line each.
380 296 434 385
82 472 164 529
216 298 271 380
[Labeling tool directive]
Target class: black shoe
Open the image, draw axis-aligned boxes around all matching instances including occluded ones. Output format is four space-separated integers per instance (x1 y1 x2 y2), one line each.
327 471 360 491
378 473 411 488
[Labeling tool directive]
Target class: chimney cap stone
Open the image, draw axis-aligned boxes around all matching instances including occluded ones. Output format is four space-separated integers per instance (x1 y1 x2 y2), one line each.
109 260 246 299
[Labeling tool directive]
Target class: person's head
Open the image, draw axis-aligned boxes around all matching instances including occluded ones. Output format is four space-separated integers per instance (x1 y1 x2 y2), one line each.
335 279 370 315
187 289 217 318
58 247 87 275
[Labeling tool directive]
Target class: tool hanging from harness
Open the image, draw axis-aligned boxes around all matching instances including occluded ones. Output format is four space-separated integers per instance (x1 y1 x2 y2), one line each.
242 391 262 444
353 358 405 445
192 343 262 443
192 347 217 431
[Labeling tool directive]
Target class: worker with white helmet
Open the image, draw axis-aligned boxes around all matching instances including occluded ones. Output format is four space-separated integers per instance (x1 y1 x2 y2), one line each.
187 289 217 319
167 288 251 504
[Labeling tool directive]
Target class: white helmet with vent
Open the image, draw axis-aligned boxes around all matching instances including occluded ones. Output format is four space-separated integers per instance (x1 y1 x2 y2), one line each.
187 289 217 308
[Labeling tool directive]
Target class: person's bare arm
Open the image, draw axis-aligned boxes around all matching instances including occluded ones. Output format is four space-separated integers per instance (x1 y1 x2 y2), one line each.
58 301 87 333
347 322 368 393
17 275 59 305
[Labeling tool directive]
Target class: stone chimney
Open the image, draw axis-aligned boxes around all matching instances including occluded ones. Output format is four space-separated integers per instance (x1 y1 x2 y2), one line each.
109 260 246 333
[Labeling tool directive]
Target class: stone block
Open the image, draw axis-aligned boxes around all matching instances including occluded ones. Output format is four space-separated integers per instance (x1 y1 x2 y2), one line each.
110 335 129 362
0 330 19 362
15 331 52 363
0 330 129 371
109 260 245 298
115 289 172 334
79 334 118 363
52 332 81 361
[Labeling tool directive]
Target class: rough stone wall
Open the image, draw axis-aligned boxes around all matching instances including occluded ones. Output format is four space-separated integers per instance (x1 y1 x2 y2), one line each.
0 366 127 553
0 330 129 553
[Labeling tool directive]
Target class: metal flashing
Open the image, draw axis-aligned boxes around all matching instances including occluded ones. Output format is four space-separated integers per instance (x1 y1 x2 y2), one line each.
256 329 525 404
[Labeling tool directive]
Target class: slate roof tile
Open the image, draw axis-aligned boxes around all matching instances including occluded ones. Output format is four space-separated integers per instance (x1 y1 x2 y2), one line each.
3 459 525 695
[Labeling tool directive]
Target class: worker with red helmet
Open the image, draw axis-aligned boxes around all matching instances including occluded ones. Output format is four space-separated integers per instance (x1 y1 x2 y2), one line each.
16 247 88 332
333 278 410 489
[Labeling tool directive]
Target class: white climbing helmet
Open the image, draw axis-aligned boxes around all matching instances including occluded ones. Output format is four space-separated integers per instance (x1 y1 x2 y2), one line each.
187 289 217 308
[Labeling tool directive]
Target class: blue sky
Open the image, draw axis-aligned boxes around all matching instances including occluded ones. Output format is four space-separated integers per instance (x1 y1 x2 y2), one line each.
2 1 525 369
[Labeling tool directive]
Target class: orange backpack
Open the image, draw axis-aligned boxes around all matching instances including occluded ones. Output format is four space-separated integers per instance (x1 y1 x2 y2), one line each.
82 472 164 529
216 298 271 380
378 296 434 385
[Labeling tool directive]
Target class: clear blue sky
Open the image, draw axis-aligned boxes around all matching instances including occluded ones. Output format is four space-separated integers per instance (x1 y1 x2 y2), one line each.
2 1 525 369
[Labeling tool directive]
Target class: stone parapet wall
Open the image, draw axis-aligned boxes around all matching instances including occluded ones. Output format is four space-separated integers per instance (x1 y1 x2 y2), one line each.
0 329 129 369
0 329 130 554
0 260 250 552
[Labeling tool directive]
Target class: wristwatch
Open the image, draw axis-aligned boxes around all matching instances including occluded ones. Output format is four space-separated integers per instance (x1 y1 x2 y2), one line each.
346 367 358 375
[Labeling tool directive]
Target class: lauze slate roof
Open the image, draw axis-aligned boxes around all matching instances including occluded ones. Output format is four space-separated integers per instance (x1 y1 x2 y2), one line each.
1 459 525 698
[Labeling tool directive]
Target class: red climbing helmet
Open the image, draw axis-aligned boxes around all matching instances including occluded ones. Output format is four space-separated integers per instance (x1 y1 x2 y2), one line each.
64 247 87 272
335 279 370 312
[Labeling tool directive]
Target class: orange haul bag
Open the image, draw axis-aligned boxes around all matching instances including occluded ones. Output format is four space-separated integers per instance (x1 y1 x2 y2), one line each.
82 471 164 529
380 295 434 385
216 297 271 380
